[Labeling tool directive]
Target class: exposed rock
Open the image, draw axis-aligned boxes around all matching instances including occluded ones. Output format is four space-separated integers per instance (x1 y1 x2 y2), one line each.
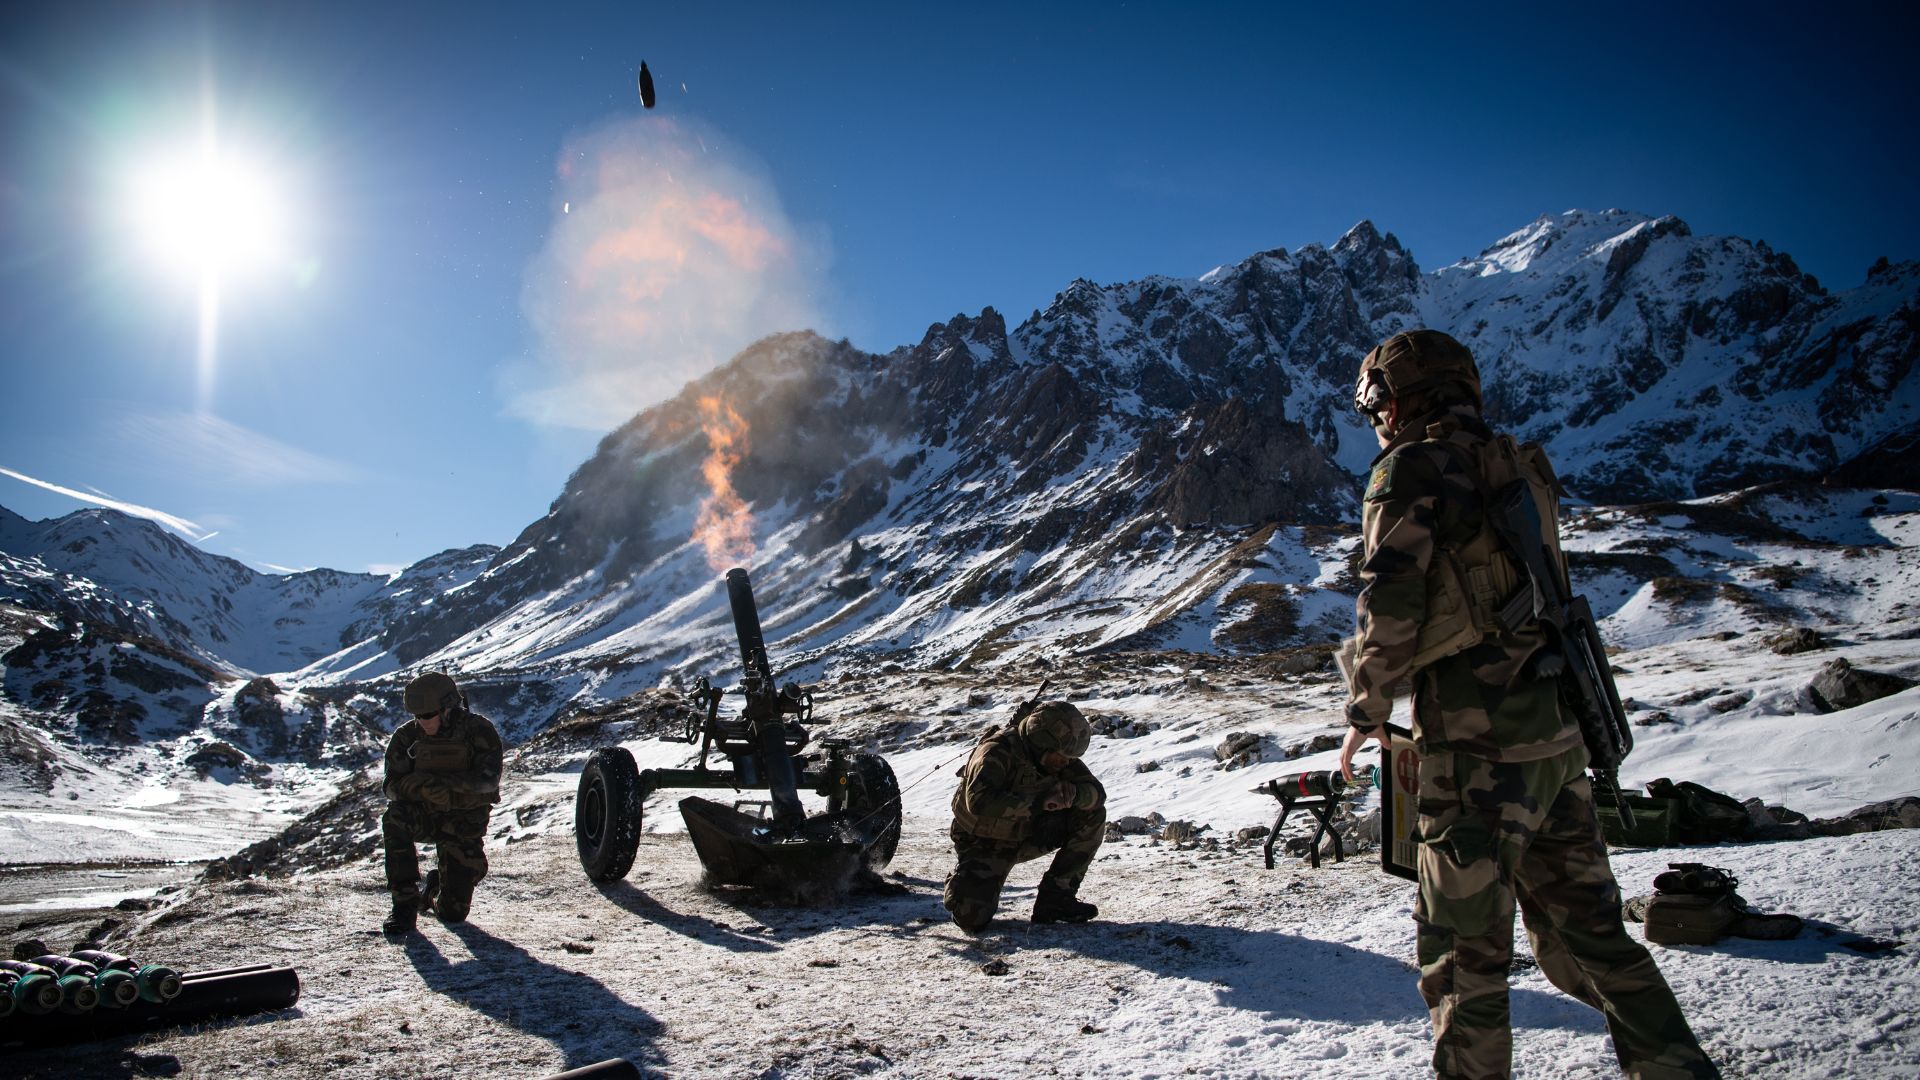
1765 627 1829 655
1807 658 1918 713
1282 733 1344 759
1092 713 1153 739
1812 796 1920 836
1264 646 1337 677
1214 731 1263 770
1742 798 1813 841
184 741 251 773
1161 820 1201 846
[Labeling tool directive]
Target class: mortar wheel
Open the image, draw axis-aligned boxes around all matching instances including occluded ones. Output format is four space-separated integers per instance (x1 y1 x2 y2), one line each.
576 747 643 882
846 752 902 871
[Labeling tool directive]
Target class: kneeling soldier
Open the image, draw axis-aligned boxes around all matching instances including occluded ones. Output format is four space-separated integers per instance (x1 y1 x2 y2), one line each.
944 701 1106 933
381 672 502 934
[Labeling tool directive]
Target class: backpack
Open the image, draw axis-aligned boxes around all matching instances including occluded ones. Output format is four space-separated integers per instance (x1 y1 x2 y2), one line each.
1408 428 1565 670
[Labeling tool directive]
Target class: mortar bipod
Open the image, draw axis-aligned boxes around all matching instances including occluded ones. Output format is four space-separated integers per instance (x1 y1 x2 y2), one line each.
1256 772 1348 870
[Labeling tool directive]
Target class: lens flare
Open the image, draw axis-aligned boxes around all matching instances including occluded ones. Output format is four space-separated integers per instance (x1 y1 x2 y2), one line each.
130 146 287 278
693 395 755 571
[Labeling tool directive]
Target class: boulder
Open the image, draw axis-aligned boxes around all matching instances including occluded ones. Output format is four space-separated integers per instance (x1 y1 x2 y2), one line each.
1807 658 1917 713
1765 627 1829 656
1214 731 1263 769
1813 796 1920 836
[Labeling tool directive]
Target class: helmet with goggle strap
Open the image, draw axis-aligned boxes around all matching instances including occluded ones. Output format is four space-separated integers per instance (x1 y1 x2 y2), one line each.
1354 329 1483 427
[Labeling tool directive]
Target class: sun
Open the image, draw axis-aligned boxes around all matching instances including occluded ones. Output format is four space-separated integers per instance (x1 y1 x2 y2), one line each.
128 141 289 282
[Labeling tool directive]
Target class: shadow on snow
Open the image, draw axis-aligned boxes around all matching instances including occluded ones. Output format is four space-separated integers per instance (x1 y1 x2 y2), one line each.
405 922 666 1074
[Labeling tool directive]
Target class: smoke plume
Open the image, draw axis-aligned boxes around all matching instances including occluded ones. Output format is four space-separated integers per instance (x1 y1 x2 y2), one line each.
509 116 830 431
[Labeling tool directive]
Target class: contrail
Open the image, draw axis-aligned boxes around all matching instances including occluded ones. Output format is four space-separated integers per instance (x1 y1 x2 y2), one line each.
0 466 213 542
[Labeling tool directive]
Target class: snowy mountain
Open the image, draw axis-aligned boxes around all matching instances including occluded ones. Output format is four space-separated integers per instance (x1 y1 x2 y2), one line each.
2 208 1917 794
356 209 1918 690
0 503 496 676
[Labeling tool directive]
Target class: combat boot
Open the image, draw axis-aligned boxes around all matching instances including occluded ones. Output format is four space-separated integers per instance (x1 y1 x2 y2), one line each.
1031 891 1097 925
382 895 418 936
434 873 473 924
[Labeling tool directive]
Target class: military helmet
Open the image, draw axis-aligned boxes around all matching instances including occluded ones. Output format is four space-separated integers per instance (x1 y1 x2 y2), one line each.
1018 701 1092 759
1353 329 1483 424
403 671 462 717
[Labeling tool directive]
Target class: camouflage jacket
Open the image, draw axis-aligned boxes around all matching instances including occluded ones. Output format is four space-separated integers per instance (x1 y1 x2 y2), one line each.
1346 407 1582 762
382 709 503 812
952 727 1105 843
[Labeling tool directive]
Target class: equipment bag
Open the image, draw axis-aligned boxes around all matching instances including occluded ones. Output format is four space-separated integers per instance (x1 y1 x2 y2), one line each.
1645 778 1754 843
1596 794 1680 847
1643 892 1738 946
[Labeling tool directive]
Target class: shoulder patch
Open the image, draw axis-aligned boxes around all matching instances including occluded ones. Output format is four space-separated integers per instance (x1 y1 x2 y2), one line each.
1364 459 1397 502
1364 446 1440 503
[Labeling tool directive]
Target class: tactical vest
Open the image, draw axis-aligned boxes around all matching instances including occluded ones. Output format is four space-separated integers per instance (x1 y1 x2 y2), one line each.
952 726 1037 843
1406 423 1566 670
410 735 475 774
404 711 501 808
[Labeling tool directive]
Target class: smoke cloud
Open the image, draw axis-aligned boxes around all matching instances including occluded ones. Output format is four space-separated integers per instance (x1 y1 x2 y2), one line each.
509 116 831 432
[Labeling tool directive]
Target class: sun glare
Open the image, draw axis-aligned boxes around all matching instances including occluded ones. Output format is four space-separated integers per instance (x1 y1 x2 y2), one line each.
130 144 288 280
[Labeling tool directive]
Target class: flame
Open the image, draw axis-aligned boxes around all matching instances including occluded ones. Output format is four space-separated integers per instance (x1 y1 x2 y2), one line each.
693 394 755 571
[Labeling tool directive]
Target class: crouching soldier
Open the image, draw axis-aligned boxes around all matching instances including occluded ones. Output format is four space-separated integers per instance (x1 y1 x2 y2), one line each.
944 701 1106 933
381 672 502 934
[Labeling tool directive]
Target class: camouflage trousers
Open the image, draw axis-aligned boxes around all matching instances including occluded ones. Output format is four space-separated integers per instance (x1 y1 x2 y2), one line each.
1415 746 1717 1080
943 806 1105 931
383 802 490 920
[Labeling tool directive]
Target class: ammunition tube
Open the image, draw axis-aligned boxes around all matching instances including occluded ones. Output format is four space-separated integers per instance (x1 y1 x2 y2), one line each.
32 956 109 1013
73 950 183 1003
0 961 66 1015
94 967 142 1008
55 974 101 1013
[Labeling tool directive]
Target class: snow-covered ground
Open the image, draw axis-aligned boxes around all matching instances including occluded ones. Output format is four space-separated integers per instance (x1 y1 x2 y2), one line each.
6 803 1915 1078
6 621 1919 1078
4 483 1918 1075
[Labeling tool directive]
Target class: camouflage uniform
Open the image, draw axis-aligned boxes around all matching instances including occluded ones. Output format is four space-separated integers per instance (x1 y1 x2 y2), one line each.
382 706 502 922
944 702 1106 931
1348 331 1715 1080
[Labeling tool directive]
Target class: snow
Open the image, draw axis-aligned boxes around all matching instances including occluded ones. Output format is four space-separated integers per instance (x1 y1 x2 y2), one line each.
6 599 1920 1075
9 780 1916 1078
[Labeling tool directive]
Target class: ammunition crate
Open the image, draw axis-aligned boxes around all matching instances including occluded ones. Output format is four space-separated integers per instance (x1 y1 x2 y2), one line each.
1597 795 1679 847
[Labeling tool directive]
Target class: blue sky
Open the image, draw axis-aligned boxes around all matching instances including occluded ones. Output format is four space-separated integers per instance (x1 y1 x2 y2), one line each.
2 1 1914 575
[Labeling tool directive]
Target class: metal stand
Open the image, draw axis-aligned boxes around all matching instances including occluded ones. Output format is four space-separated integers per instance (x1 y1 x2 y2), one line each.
1262 794 1345 870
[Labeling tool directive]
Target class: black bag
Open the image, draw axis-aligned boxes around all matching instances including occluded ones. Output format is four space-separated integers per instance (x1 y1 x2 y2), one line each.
1645 778 1754 843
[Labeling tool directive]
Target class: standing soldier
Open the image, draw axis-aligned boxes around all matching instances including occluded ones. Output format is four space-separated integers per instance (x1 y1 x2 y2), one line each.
1335 330 1718 1079
381 671 503 935
944 701 1105 933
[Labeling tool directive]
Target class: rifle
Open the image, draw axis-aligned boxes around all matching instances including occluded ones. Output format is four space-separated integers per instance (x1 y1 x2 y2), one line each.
1487 478 1637 829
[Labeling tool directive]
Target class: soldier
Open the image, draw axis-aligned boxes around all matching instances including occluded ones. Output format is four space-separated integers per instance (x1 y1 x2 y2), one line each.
944 701 1106 933
381 671 503 935
1335 330 1718 1079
